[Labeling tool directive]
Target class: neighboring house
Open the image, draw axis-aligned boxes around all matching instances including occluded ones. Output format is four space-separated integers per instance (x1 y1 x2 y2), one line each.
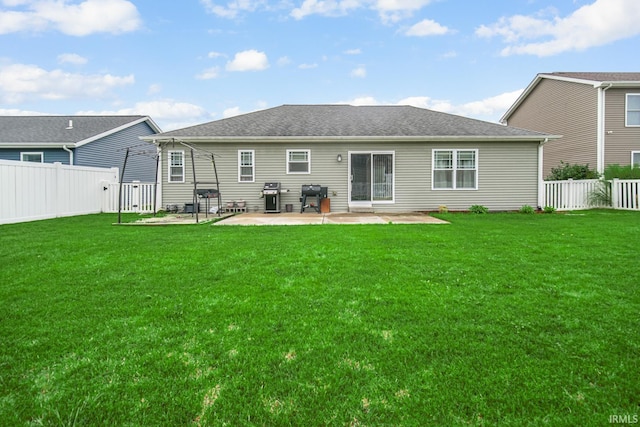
0 115 161 182
501 72 640 178
142 105 556 213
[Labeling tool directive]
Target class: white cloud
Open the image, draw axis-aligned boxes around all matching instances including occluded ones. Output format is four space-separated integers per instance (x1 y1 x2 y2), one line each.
343 48 362 55
200 0 266 18
404 18 450 36
277 56 292 67
0 63 134 103
78 100 211 131
208 51 225 59
339 89 523 122
223 106 243 118
397 90 524 120
196 67 221 80
298 63 318 69
0 0 142 36
350 66 367 78
476 0 640 56
290 0 431 22
226 50 269 71
57 53 88 65
147 84 162 95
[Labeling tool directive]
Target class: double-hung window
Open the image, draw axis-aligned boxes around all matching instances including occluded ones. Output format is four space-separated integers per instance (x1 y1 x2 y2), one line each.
626 94 640 127
238 150 255 182
168 150 184 183
287 150 310 174
432 149 478 190
20 152 43 163
632 151 640 168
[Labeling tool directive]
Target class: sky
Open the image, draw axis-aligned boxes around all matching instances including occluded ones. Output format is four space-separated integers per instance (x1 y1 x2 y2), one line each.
1 0 640 132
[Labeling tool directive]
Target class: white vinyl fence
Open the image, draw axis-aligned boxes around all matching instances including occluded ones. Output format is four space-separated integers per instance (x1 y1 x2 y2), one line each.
611 179 640 210
543 178 640 211
0 160 119 225
1 160 159 225
102 182 157 214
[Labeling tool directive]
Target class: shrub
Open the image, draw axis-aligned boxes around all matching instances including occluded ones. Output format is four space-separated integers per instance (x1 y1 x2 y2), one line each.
546 161 600 181
519 205 535 214
588 181 612 207
543 206 556 214
469 205 489 214
604 164 640 180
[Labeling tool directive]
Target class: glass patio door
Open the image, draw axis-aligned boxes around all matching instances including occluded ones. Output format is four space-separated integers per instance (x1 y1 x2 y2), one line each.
350 154 371 202
350 153 393 203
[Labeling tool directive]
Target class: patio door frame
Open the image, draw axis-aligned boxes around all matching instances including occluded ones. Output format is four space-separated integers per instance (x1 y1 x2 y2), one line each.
348 151 395 208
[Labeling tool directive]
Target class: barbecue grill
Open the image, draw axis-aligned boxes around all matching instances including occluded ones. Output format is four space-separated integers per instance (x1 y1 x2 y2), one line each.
300 184 327 213
263 182 281 213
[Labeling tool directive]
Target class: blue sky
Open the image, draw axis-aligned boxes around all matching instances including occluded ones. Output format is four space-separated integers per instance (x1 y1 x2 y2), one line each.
1 0 640 131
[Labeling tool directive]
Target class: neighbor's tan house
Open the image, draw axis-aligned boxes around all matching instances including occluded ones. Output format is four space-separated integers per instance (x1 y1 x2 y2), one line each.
501 72 640 177
142 104 558 213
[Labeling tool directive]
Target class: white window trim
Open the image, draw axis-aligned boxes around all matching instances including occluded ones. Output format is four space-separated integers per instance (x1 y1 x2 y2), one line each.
286 149 311 174
632 151 640 168
625 93 640 127
238 149 255 183
431 149 479 190
20 152 44 163
167 150 185 183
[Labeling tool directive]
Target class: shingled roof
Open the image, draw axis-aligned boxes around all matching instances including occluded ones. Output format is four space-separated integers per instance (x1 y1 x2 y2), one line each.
0 115 159 147
153 105 550 141
545 72 640 83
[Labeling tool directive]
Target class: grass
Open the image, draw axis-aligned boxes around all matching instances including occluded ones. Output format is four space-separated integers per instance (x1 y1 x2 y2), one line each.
1 210 639 426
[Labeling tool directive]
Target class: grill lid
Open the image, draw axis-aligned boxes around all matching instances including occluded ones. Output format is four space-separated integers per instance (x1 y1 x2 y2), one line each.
301 184 322 195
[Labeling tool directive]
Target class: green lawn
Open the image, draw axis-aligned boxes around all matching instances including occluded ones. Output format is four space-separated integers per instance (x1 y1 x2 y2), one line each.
1 211 638 426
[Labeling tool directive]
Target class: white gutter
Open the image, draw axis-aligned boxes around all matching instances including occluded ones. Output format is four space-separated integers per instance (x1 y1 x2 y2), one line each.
596 84 613 174
62 144 74 165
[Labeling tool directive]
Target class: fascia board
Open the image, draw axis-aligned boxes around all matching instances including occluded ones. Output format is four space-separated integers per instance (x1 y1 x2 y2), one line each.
145 135 560 144
0 142 77 148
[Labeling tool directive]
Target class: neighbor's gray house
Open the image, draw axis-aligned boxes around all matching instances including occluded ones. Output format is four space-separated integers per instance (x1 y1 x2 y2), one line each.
142 105 557 213
501 72 640 177
0 115 161 182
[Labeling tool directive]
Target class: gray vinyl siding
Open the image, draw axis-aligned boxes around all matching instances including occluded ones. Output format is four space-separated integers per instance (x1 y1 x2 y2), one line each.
160 140 539 213
604 88 640 166
0 148 72 164
507 79 598 178
75 122 158 182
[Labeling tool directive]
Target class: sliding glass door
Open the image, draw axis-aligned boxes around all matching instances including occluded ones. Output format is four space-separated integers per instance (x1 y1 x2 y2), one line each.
349 152 394 203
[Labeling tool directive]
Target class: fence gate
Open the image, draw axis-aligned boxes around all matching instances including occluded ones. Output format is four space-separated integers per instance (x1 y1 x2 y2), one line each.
102 182 157 213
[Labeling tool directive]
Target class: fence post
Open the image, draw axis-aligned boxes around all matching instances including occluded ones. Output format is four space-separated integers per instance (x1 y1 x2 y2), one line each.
611 179 619 209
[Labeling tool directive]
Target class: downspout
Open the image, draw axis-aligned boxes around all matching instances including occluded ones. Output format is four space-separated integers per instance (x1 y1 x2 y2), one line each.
62 144 74 165
538 138 549 209
596 84 613 175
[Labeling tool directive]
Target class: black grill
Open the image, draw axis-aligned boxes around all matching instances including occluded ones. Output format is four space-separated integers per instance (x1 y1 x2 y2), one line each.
300 184 327 213
263 182 281 213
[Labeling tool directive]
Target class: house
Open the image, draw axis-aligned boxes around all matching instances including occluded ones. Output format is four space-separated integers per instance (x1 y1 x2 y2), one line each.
141 104 557 213
501 72 640 177
0 115 161 182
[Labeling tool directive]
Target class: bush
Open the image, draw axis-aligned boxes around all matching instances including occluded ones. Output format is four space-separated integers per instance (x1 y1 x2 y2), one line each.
543 206 556 214
604 164 640 180
469 205 489 214
546 161 600 181
519 205 535 214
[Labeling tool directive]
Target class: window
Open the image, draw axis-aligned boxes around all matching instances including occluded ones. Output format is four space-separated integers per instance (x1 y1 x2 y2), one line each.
633 151 640 168
238 150 255 182
627 94 640 127
287 150 310 174
20 152 43 163
168 150 184 183
432 149 478 190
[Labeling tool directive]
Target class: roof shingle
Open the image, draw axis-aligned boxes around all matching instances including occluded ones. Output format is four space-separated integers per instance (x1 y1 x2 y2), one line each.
158 105 547 139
